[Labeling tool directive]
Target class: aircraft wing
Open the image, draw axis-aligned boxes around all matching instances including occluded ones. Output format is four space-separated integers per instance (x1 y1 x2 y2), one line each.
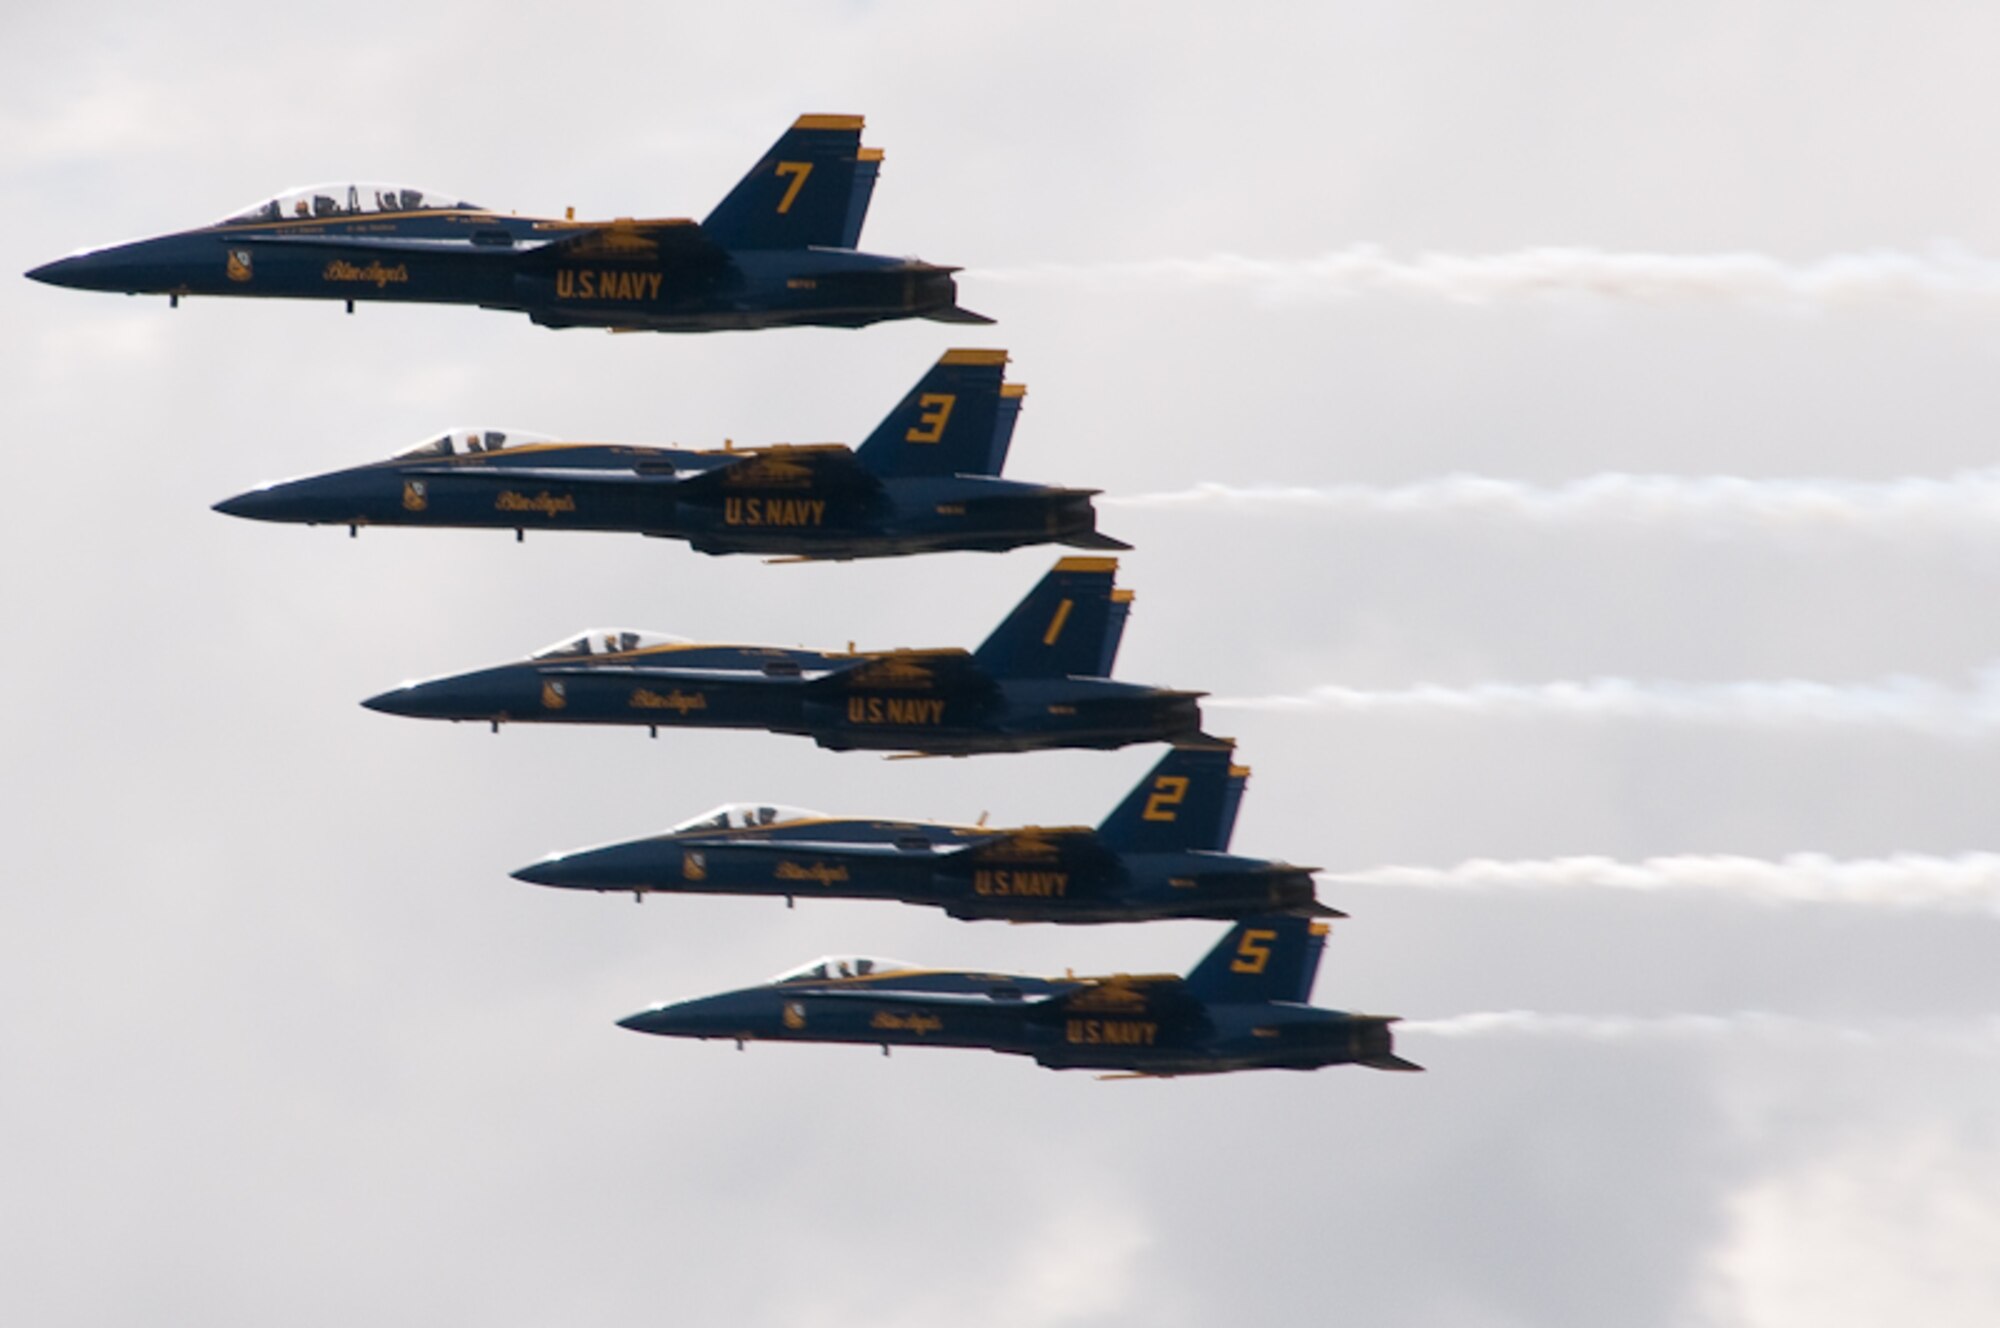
801 987 1066 1008
538 663 837 684
801 649 1000 700
667 446 882 501
233 233 567 257
397 464 691 485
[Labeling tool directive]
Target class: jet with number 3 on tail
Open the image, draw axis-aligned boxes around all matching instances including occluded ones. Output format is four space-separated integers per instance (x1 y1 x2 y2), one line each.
616 916 1421 1076
26 116 986 332
213 350 1124 558
513 741 1339 922
362 558 1205 754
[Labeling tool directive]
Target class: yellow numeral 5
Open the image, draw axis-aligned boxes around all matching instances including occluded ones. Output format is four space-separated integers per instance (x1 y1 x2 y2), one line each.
1230 929 1276 974
775 161 813 214
905 393 956 443
1142 775 1190 822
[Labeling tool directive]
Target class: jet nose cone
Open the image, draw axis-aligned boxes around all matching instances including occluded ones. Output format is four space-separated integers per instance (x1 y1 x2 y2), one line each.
212 489 273 520
510 842 663 892
360 686 420 716
510 858 570 888
24 257 78 287
25 250 127 292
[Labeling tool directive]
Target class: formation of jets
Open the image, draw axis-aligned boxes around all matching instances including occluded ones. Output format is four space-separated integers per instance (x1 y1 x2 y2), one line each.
31 116 1417 1077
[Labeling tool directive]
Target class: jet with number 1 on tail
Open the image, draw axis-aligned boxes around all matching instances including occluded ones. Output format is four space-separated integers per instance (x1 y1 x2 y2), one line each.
362 558 1206 754
26 115 986 332
213 350 1124 559
513 741 1340 922
617 915 1421 1076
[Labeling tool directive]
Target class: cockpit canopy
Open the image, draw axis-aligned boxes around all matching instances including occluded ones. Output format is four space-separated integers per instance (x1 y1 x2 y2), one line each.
771 955 919 985
671 803 827 834
530 629 690 661
220 183 486 225
391 427 557 461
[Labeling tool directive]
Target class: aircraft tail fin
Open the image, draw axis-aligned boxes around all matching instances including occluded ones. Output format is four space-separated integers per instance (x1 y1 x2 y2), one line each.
856 350 1013 479
1096 742 1248 853
1183 916 1329 1005
838 147 882 249
702 115 869 251
972 558 1124 680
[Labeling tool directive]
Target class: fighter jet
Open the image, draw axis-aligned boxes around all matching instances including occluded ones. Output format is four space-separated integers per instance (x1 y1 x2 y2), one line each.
26 115 986 331
213 350 1123 559
363 558 1204 754
617 915 1421 1076
513 742 1338 921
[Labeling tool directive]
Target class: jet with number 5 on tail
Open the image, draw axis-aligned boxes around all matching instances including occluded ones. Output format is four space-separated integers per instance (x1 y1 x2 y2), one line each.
213 350 1124 558
26 115 986 332
616 915 1421 1076
362 558 1205 754
513 741 1340 922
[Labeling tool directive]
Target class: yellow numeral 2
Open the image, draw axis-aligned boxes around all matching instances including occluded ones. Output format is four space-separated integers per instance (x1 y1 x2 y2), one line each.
1142 775 1190 822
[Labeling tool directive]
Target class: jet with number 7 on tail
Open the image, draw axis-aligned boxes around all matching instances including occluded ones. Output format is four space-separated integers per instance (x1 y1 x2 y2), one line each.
26 115 987 332
362 558 1206 754
213 350 1124 559
513 741 1340 922
616 915 1421 1076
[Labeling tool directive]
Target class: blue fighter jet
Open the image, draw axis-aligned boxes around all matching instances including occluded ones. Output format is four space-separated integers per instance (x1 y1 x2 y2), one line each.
26 116 986 332
514 741 1340 921
363 558 1206 754
214 350 1124 558
617 915 1421 1076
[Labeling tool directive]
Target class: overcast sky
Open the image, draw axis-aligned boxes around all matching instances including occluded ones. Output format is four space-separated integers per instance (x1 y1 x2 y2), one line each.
5 4 1999 1326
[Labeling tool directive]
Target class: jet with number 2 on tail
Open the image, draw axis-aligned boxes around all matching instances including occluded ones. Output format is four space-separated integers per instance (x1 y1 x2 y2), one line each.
362 558 1205 754
513 741 1340 922
213 350 1124 558
26 116 986 332
617 915 1421 1076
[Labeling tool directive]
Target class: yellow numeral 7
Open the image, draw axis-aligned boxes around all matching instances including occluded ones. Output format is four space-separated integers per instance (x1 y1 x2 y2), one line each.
774 161 813 214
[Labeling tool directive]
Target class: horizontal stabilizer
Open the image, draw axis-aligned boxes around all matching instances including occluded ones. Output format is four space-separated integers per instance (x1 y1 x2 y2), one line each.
925 305 997 325
1361 1054 1426 1072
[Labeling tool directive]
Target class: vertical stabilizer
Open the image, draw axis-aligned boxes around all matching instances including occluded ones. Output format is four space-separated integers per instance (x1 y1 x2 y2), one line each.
856 349 1012 478
972 558 1122 679
1096 743 1248 853
1183 916 1329 1005
702 115 868 251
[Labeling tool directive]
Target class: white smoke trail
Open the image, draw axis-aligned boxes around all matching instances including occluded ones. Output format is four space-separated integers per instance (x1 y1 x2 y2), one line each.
1331 853 2000 916
1103 472 2000 541
977 246 2000 308
1209 666 2000 738
1398 1011 2000 1052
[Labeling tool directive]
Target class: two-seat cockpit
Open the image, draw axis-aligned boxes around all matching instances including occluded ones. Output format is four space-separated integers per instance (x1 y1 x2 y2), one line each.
391 427 556 461
220 183 485 225
771 955 919 984
531 629 691 661
670 803 826 834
